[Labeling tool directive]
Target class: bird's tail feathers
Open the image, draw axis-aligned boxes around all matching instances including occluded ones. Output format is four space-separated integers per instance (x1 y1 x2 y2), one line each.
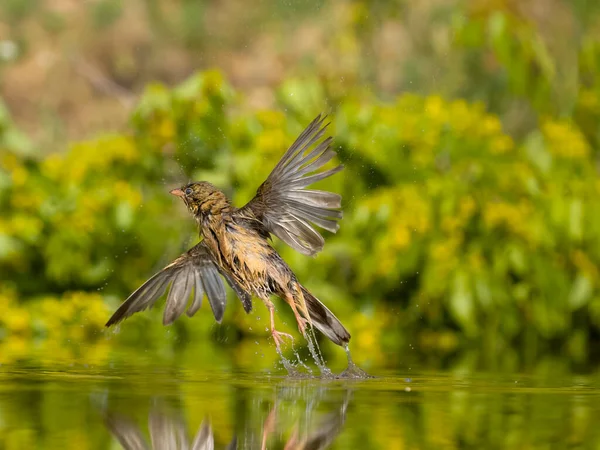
299 285 351 346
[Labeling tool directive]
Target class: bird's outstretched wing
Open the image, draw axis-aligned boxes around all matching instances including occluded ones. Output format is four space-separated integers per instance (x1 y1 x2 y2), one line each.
105 242 252 327
104 414 149 450
239 114 343 256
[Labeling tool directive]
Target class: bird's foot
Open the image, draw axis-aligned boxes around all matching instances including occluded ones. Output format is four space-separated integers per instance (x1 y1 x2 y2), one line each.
272 329 294 350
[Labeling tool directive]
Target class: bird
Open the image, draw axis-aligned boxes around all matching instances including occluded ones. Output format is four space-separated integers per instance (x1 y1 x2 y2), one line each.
105 114 350 350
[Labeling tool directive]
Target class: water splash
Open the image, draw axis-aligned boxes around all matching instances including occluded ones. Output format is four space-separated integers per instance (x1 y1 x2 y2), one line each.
275 331 372 379
275 346 303 377
339 345 373 379
292 350 314 375
305 328 333 378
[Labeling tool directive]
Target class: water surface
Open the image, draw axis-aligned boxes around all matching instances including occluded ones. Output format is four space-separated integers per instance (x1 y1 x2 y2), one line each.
1 344 599 449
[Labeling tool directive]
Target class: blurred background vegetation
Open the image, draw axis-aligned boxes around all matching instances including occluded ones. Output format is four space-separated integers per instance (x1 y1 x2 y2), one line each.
1 0 600 371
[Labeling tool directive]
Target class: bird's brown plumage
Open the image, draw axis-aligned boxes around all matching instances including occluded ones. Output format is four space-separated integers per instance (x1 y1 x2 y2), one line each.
106 114 350 347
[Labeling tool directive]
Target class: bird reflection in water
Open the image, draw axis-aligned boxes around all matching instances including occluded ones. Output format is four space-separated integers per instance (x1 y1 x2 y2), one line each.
105 411 233 450
104 388 351 450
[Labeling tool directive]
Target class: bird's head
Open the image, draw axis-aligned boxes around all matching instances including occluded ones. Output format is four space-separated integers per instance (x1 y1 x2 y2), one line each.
170 182 229 216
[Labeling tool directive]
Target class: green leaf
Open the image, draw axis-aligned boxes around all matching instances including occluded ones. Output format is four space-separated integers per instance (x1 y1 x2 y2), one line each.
568 273 592 310
114 201 134 230
488 11 506 42
450 270 476 336
568 199 583 241
508 244 527 274
524 131 552 174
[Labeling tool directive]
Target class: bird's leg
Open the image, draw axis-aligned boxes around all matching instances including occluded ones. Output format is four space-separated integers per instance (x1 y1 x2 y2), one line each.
284 426 301 450
261 407 276 450
265 298 294 350
285 293 308 338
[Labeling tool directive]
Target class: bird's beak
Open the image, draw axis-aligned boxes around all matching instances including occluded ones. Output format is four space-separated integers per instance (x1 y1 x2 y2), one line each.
170 188 185 198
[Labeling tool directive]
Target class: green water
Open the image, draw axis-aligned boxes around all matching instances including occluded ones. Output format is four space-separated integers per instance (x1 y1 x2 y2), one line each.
1 345 600 449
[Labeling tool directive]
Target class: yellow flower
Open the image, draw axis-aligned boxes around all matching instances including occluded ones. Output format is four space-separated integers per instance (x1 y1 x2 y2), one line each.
483 200 531 240
491 135 514 154
393 226 411 249
11 166 28 186
0 153 19 170
41 154 64 180
351 309 385 364
257 128 288 159
86 341 111 365
481 115 502 135
4 308 31 335
0 337 29 364
157 118 175 140
256 110 285 128
425 95 446 122
68 157 88 183
9 214 43 241
542 120 590 159
113 181 142 207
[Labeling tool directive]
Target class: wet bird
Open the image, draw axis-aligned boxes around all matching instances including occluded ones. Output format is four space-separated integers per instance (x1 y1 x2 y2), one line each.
105 114 350 349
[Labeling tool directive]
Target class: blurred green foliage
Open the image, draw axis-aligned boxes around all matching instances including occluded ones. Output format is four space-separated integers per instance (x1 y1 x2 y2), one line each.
1 0 600 365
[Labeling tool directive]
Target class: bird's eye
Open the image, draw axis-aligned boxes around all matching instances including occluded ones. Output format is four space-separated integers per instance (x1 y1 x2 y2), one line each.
185 187 193 196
